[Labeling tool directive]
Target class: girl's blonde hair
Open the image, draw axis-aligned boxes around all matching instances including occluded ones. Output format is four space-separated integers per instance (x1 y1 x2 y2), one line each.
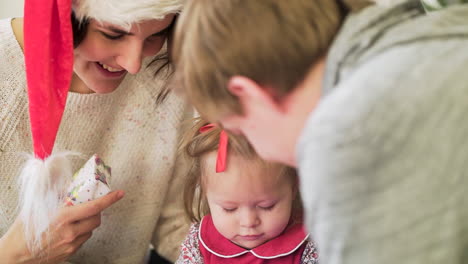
180 118 300 223
173 0 372 122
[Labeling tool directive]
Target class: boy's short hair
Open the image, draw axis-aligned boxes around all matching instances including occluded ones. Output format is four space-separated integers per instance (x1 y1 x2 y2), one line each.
173 0 367 121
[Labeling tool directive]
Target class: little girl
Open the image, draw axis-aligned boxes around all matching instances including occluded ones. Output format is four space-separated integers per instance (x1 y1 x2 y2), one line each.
176 118 319 263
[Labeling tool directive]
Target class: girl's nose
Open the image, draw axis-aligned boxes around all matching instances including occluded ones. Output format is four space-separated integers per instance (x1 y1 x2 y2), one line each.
239 208 260 228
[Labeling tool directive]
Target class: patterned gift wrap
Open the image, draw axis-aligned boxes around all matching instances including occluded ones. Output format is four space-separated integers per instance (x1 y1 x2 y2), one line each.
65 154 112 206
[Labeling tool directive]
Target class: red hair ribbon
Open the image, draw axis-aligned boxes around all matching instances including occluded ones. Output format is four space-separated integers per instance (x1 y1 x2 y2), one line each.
24 0 74 160
199 124 228 173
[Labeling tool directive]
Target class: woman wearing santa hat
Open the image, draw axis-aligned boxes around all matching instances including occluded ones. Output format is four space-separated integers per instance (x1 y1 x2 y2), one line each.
0 0 191 263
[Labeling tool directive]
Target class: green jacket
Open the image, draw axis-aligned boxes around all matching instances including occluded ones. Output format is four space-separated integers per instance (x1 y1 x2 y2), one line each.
298 1 468 263
421 0 468 11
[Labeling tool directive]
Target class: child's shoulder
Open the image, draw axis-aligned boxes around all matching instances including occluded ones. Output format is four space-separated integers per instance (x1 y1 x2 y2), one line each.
301 238 319 264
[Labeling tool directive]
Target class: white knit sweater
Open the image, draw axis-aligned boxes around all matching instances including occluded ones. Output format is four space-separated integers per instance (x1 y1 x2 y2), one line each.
0 18 191 263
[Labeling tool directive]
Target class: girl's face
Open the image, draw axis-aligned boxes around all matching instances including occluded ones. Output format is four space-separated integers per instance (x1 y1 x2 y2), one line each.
72 15 175 94
204 153 295 249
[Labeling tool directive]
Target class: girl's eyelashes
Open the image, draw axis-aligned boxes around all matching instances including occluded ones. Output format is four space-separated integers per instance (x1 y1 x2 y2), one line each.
222 207 237 213
258 203 276 211
221 204 276 213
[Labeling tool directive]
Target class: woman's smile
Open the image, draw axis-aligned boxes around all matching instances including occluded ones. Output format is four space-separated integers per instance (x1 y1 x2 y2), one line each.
94 61 127 78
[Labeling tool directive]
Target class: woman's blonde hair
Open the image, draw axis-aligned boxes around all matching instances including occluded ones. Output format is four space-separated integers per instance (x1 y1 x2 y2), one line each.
173 0 371 121
180 118 300 223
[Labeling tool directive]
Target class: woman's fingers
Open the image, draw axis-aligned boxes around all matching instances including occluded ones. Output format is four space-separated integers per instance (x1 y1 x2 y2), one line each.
51 232 93 261
67 232 93 255
1 191 124 264
52 191 123 245
64 190 125 222
73 214 102 234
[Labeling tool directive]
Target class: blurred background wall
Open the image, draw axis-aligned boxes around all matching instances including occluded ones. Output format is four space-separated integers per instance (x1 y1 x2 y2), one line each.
0 0 24 19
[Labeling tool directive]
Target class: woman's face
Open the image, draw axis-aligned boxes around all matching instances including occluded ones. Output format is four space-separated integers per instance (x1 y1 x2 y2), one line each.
72 15 175 94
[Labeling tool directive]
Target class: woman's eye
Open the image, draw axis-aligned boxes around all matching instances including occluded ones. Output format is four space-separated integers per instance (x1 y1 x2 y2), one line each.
259 204 276 211
222 207 237 213
146 35 164 43
101 32 123 40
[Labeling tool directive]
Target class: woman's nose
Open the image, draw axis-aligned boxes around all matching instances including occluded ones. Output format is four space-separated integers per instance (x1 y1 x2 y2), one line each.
116 41 143 74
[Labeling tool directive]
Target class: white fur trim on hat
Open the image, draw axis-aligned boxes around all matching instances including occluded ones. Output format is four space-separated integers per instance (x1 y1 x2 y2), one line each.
72 0 185 29
372 0 407 6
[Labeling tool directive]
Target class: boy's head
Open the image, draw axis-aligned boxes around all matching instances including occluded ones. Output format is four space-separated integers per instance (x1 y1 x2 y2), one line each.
174 0 345 120
174 0 370 164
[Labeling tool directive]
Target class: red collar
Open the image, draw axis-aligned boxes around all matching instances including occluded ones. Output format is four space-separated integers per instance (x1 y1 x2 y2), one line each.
199 215 309 259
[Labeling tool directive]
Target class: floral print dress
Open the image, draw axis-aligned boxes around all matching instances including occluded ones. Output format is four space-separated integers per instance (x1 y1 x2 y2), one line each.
176 215 319 264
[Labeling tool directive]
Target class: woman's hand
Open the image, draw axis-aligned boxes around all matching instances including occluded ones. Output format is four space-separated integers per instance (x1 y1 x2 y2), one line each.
0 190 124 264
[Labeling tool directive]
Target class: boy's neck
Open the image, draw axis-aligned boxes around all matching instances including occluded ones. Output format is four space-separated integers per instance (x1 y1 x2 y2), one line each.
279 56 325 166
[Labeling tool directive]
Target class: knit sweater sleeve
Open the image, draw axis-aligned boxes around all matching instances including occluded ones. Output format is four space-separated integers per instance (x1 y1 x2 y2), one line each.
151 153 191 262
297 31 468 264
0 18 28 154
151 108 193 262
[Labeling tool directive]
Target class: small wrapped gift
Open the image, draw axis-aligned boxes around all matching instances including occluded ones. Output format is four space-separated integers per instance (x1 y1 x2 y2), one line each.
65 154 112 206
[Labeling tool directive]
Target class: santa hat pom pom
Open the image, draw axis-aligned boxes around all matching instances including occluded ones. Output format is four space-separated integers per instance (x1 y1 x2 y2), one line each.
18 152 76 254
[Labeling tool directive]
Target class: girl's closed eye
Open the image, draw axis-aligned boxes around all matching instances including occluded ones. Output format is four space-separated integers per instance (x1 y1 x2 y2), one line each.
258 203 276 211
222 207 237 213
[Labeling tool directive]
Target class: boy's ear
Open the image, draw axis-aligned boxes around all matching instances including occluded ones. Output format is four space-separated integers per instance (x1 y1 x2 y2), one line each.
227 76 257 98
227 76 277 107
